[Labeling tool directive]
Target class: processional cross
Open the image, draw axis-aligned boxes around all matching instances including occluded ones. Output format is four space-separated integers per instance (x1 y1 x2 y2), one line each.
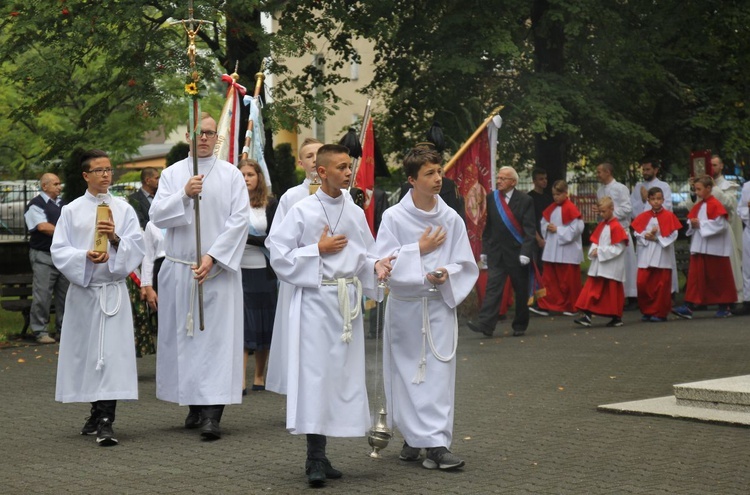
171 1 212 331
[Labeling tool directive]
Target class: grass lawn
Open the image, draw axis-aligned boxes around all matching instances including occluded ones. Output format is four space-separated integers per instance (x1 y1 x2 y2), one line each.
0 307 26 343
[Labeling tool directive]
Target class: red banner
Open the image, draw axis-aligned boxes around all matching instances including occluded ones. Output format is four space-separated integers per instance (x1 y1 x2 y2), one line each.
357 118 376 236
444 127 492 261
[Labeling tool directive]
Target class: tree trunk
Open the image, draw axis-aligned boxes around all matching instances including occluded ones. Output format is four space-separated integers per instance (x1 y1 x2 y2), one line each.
531 0 567 187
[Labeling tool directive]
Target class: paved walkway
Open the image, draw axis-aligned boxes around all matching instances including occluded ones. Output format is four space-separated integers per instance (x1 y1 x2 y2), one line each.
2 309 749 494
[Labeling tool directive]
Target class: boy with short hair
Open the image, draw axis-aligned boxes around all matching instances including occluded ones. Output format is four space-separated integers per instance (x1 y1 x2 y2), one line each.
51 149 145 446
632 188 682 322
574 196 628 328
266 144 392 487
373 146 478 471
265 137 324 395
673 175 736 319
537 180 584 315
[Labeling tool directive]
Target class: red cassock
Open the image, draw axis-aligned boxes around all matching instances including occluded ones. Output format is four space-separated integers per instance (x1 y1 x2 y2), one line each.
685 254 736 305
538 263 581 313
636 267 672 318
575 276 624 318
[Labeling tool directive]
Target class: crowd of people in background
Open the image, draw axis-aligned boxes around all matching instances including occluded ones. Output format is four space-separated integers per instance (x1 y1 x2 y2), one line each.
22 121 750 487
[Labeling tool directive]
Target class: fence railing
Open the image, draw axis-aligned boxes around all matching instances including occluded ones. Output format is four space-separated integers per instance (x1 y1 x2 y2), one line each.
0 182 37 240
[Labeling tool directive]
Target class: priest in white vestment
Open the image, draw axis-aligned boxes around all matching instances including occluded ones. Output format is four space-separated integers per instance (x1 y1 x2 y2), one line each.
149 113 249 441
372 146 478 471
52 149 145 447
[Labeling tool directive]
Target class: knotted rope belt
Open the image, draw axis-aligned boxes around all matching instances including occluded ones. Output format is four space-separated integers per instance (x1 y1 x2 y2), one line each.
388 293 458 384
165 254 223 336
89 280 125 371
321 277 362 343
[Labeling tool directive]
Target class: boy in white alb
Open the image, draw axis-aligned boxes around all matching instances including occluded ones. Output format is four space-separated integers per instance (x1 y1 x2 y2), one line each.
266 144 392 488
265 138 323 395
373 146 478 471
52 149 145 447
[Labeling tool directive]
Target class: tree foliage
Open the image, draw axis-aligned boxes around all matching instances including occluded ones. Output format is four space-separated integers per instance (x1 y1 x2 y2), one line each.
2 0 749 189
265 0 750 183
0 1 263 178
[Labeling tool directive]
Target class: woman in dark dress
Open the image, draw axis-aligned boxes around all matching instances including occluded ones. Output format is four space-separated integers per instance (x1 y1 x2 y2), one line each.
238 159 278 393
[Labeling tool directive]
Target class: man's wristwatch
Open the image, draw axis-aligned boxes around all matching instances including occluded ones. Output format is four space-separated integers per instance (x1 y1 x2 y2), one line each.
209 255 217 265
110 235 120 248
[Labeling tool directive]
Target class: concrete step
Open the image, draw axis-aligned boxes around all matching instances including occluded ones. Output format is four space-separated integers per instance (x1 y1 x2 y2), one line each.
598 375 750 426
673 375 750 413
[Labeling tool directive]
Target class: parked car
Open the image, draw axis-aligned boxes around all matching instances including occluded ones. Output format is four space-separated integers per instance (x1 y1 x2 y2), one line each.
0 181 40 235
109 182 140 198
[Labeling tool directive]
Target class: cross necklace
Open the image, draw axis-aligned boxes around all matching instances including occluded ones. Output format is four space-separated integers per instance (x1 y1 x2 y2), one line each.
315 193 345 235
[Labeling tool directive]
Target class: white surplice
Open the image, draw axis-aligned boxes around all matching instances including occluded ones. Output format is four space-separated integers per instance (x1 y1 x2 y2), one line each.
265 179 310 395
52 191 145 403
687 202 733 257
634 217 678 269
598 180 635 295
150 156 249 405
267 188 378 437
587 225 626 282
372 191 478 448
540 208 584 264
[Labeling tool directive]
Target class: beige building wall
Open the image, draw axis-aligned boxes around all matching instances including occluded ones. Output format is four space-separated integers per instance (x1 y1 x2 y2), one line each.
267 15 376 158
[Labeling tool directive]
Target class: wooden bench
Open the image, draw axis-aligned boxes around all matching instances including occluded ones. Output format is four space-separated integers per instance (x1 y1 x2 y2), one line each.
0 273 35 337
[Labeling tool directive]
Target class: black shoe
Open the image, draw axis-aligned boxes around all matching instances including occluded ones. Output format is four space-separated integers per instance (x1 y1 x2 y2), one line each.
185 407 202 429
574 314 592 327
467 321 493 337
606 317 624 328
96 418 118 447
305 460 327 487
512 329 526 337
200 418 221 441
81 407 100 435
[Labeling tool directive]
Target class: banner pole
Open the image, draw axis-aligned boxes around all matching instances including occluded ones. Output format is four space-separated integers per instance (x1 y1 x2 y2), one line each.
444 105 504 174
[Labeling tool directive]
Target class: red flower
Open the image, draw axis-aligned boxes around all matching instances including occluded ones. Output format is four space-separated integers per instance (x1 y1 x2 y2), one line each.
62 8 69 15
10 11 19 17
128 78 136 87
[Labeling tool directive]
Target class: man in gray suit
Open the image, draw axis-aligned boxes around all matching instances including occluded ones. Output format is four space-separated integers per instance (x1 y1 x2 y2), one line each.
468 166 536 337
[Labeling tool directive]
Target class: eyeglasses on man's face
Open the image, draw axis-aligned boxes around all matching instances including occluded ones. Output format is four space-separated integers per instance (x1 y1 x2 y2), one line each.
497 176 515 182
87 168 113 176
199 130 218 138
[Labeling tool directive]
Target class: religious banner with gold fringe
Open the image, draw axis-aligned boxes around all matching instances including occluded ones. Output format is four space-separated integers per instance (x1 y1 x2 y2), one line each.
214 71 246 166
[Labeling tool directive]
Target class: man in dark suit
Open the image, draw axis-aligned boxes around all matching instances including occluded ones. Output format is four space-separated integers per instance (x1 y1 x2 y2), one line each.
468 166 536 337
128 167 160 229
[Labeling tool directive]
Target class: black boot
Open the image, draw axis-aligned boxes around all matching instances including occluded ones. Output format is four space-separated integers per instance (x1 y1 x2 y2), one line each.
185 405 202 429
305 434 342 485
199 405 224 441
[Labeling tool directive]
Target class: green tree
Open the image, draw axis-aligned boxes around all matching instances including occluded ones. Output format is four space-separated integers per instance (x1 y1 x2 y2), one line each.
264 0 750 183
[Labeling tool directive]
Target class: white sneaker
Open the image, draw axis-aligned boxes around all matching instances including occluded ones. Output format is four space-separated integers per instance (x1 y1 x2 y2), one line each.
35 334 56 344
529 306 549 316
